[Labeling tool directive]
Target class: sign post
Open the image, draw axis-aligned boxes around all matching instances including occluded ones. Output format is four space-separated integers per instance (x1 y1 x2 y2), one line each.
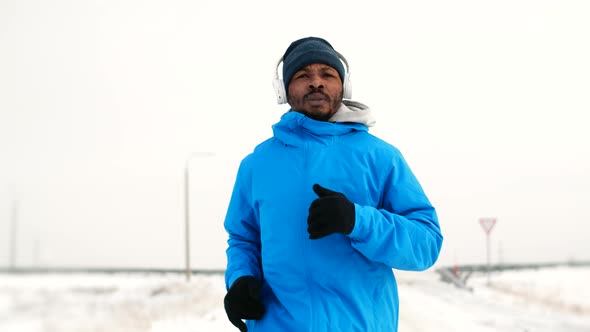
479 217 497 285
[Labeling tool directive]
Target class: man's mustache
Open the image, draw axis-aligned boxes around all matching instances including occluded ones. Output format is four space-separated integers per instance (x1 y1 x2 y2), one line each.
304 90 330 101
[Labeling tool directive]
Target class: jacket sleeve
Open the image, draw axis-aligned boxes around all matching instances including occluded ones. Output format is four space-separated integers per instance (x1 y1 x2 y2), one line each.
224 158 262 289
348 151 443 271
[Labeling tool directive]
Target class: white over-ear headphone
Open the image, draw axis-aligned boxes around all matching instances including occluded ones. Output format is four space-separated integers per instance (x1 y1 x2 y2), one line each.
272 50 352 105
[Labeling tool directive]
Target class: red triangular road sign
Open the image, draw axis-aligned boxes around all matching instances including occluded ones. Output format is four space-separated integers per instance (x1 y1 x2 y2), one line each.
479 218 496 234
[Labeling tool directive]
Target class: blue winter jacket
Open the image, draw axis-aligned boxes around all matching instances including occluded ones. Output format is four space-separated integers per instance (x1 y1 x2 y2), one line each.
224 110 442 331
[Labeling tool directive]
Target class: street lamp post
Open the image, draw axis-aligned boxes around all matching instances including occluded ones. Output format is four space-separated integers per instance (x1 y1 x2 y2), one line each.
184 152 215 282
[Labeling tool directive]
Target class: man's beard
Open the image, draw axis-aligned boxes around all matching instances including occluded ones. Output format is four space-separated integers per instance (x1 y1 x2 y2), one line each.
288 90 343 122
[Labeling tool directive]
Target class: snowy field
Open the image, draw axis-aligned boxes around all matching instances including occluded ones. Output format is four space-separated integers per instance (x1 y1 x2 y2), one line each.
1 266 589 332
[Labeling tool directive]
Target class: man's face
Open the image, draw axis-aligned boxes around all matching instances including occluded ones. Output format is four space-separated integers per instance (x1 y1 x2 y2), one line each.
287 63 343 121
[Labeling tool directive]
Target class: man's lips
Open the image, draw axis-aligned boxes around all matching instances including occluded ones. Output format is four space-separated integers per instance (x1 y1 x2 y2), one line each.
305 92 329 101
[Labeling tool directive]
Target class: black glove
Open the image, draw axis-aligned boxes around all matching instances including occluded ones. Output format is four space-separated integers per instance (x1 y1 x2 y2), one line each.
224 276 265 332
307 184 355 239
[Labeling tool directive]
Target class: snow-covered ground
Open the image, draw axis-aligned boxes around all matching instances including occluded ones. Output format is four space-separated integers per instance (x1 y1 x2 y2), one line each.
1 266 589 332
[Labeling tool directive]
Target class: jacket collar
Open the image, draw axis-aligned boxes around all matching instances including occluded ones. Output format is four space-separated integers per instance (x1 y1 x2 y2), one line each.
272 100 372 147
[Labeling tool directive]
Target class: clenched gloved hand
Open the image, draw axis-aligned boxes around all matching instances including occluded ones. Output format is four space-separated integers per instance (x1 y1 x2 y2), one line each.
307 184 356 239
224 276 265 332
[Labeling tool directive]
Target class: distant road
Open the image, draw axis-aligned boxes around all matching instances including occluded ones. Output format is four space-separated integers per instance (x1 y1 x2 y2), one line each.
2 260 589 276
0 266 225 275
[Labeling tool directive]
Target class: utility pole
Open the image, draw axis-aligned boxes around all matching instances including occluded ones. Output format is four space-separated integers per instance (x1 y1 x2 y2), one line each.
184 152 215 282
10 200 18 270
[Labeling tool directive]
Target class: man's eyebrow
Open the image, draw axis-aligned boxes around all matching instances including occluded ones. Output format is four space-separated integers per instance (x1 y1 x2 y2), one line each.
319 66 337 72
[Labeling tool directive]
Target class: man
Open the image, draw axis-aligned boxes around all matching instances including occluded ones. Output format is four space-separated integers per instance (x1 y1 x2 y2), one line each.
223 36 443 331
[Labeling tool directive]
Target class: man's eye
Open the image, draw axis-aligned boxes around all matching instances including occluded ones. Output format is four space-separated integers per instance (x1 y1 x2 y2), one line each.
295 73 308 79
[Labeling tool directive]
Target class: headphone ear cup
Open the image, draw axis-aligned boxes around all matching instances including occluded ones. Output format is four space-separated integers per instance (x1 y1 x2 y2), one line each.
342 73 352 99
273 78 287 104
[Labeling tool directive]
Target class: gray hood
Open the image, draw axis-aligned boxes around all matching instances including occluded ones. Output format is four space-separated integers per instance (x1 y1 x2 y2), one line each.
328 100 376 127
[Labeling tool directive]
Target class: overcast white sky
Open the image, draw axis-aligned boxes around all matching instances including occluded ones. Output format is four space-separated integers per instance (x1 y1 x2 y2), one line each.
1 0 589 270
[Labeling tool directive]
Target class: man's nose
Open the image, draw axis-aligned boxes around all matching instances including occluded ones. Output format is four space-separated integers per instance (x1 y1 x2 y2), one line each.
308 76 325 90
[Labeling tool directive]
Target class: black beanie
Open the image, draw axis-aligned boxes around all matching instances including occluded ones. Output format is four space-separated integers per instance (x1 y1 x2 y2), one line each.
282 37 346 88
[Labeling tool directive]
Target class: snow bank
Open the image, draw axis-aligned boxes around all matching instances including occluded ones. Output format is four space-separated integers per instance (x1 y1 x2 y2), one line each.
1 267 589 332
